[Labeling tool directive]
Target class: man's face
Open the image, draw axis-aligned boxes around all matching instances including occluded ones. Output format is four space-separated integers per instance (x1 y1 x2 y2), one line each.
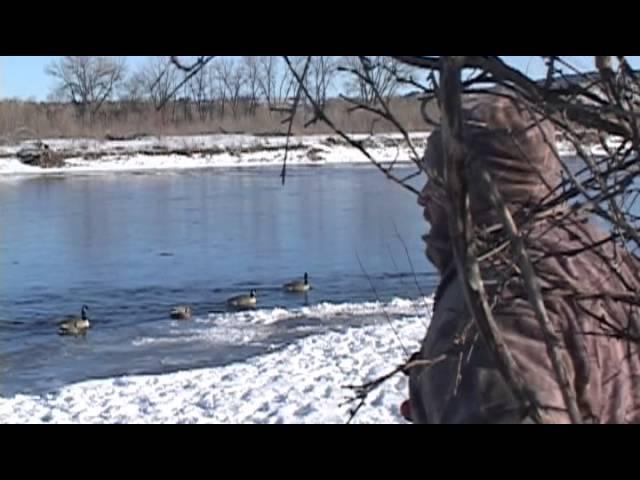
418 169 452 272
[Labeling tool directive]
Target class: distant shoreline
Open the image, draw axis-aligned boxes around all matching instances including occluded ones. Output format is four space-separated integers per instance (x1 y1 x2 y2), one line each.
0 132 430 176
0 131 612 176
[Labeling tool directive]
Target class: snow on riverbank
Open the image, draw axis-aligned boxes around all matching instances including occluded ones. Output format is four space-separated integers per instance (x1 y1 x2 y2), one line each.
0 297 431 424
0 131 611 176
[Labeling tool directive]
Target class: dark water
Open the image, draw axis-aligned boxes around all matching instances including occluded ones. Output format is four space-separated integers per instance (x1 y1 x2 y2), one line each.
0 166 437 396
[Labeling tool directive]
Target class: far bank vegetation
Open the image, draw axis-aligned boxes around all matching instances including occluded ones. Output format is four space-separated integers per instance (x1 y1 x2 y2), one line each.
0 56 436 143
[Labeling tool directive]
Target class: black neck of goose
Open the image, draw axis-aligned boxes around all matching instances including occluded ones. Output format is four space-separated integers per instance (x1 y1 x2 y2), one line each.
304 273 308 284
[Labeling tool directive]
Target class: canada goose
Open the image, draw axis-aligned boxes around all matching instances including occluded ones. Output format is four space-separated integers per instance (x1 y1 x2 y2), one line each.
284 272 311 293
170 305 192 320
227 289 257 308
58 305 90 336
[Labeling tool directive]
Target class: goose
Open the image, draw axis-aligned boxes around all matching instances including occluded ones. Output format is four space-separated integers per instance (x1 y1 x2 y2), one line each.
58 305 91 336
227 289 257 308
284 272 311 293
170 305 192 320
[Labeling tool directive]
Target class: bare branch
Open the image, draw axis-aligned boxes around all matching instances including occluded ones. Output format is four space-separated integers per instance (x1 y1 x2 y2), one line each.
473 163 583 424
155 57 215 111
343 354 447 424
281 56 312 185
439 56 546 423
284 57 421 196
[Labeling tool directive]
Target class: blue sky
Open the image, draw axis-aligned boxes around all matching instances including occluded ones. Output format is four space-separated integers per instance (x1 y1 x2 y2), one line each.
1 56 638 101
0 56 148 100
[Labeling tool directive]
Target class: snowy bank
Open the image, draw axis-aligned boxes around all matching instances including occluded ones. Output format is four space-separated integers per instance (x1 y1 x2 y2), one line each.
0 297 431 424
0 131 614 176
0 133 431 176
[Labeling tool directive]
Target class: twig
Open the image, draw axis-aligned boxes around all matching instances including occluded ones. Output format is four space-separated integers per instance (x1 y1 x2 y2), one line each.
339 251 418 424
439 56 545 423
284 58 420 196
392 56 441 71
343 354 447 424
281 56 312 185
397 169 424 184
345 58 422 167
392 222 431 320
355 251 409 358
384 244 428 329
170 56 212 72
156 56 215 111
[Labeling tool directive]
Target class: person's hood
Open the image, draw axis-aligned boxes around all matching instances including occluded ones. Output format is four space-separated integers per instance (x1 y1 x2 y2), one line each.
420 94 561 273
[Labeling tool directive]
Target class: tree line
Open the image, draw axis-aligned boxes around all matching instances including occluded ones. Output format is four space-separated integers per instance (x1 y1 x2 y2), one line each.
0 56 430 140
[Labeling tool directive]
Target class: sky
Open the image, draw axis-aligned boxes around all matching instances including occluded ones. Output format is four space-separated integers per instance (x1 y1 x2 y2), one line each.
1 56 638 101
0 56 148 100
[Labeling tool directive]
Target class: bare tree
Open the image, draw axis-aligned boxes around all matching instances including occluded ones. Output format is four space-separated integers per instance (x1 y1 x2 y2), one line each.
256 56 278 107
122 70 146 103
132 58 172 106
215 57 247 118
242 56 262 116
135 57 180 122
188 63 210 121
207 62 227 119
340 56 409 105
177 82 192 124
45 56 127 122
257 56 297 108
308 56 338 110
